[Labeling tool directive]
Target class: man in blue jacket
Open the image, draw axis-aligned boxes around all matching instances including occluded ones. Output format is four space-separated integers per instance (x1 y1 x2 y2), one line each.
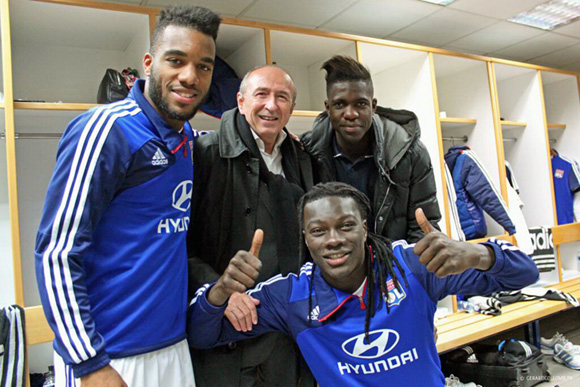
35 5 220 386
188 182 539 386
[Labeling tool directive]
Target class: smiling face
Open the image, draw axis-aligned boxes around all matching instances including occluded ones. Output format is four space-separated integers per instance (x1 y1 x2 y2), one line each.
143 25 216 130
325 80 377 151
237 66 296 152
303 196 368 293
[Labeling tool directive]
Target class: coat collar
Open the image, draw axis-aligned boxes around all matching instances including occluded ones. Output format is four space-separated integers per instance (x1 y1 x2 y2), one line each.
306 106 420 171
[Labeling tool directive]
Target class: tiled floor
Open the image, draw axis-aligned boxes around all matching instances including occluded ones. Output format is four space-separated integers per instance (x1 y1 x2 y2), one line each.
444 306 580 387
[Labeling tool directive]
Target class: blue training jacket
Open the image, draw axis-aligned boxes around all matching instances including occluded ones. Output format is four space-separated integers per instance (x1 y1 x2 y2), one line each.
445 146 515 239
188 239 539 387
35 79 202 377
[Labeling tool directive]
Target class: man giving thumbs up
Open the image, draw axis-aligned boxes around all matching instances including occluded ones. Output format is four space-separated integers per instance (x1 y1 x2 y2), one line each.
189 182 539 387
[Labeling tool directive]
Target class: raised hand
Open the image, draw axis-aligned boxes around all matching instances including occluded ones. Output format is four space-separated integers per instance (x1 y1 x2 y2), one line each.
207 230 263 306
413 208 495 277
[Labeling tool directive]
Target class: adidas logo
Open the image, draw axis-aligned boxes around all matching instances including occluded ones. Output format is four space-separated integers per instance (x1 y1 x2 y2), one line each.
152 148 168 166
309 305 320 321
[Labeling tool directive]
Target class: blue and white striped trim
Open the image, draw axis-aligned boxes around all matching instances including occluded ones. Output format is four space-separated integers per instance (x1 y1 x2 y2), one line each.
248 264 312 296
445 163 466 241
392 239 412 250
42 100 141 364
190 284 212 306
487 237 519 251
463 150 512 218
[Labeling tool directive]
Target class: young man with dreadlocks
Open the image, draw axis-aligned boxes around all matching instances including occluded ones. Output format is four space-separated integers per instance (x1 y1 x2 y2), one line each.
188 182 539 386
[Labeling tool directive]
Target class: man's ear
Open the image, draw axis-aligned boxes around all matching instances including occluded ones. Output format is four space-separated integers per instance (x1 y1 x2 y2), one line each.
372 98 377 113
143 53 153 78
363 219 368 240
237 92 245 114
324 100 329 113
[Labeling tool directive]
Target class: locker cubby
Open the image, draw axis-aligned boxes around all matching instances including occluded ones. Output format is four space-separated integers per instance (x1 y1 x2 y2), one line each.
495 64 554 228
434 54 504 238
10 0 150 104
269 30 357 112
541 71 580 163
191 24 268 132
14 110 75 307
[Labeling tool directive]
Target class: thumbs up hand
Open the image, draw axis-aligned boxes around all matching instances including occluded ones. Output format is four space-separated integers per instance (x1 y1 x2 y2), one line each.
412 208 495 278
208 230 263 307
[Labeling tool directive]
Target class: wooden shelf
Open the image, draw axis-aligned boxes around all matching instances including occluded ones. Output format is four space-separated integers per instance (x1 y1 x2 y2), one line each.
440 117 477 129
547 122 566 130
0 102 4 109
500 120 527 129
14 102 97 111
552 222 580 245
293 110 321 118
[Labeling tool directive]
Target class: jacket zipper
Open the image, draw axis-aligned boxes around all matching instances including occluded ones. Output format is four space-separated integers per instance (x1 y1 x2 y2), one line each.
375 162 393 232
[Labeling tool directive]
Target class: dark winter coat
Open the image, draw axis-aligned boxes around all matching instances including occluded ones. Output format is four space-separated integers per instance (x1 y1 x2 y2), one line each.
302 106 441 243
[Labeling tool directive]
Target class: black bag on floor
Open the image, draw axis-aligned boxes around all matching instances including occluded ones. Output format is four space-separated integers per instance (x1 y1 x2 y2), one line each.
441 340 550 387
97 68 129 104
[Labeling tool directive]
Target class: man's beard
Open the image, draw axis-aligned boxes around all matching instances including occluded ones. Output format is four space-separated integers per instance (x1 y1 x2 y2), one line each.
148 69 206 122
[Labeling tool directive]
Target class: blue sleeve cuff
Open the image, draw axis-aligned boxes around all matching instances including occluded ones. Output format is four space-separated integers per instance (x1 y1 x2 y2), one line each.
199 286 228 314
481 242 505 275
71 350 111 378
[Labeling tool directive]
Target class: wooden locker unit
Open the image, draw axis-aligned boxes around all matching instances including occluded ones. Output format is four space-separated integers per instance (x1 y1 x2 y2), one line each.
541 71 580 282
1 0 580 382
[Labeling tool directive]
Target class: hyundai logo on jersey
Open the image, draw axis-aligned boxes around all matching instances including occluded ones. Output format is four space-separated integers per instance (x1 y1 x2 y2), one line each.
172 180 193 212
338 329 419 376
342 329 399 359
157 180 192 234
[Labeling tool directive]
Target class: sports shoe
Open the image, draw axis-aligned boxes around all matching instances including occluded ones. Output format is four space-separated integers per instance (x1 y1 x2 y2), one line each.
445 374 482 387
541 332 579 354
553 341 580 370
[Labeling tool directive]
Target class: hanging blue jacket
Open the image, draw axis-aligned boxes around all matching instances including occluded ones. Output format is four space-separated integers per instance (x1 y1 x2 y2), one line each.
445 146 515 239
188 238 539 387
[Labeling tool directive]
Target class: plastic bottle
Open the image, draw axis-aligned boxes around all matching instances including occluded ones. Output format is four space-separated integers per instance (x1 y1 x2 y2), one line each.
457 300 478 313
43 366 55 387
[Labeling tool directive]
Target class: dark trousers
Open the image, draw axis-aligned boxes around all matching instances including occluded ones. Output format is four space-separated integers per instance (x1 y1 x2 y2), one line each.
192 333 314 387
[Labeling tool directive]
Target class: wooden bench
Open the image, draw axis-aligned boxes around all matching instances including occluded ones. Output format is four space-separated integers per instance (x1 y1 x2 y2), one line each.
436 278 580 353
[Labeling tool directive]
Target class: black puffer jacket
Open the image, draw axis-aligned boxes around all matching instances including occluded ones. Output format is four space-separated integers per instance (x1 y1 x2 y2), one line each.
302 106 441 242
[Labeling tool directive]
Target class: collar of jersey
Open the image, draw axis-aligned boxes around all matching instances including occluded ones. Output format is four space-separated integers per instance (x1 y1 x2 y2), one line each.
313 266 368 322
129 79 191 152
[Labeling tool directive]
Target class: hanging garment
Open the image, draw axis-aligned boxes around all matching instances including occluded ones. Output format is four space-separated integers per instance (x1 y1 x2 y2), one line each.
505 160 520 194
444 163 466 241
445 146 515 239
200 56 242 118
551 151 580 225
0 305 26 387
505 174 533 255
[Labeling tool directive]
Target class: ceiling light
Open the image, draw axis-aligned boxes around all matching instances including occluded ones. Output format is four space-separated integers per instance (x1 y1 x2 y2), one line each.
419 0 456 5
508 0 580 30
